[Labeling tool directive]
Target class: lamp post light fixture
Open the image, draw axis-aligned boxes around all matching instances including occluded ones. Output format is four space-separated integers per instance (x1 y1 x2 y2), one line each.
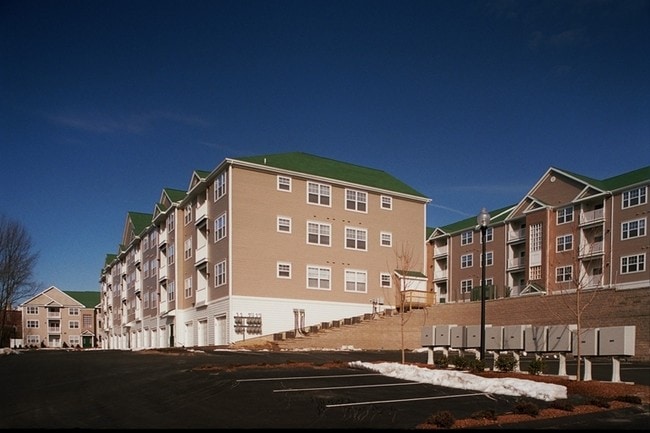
477 207 491 360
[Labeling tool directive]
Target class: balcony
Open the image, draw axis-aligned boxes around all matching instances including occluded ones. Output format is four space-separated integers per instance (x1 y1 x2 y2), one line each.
507 228 526 243
195 200 207 226
580 208 605 226
507 256 525 270
433 245 448 257
433 270 448 281
579 241 604 259
195 244 208 266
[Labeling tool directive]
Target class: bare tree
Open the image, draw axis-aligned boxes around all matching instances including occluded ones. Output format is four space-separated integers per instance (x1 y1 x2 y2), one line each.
0 214 39 346
541 230 606 381
388 242 426 364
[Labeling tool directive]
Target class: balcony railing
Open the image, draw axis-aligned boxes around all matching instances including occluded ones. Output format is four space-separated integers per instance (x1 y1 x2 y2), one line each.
579 241 604 258
433 270 448 280
507 257 525 270
580 208 605 225
507 228 526 243
433 245 448 257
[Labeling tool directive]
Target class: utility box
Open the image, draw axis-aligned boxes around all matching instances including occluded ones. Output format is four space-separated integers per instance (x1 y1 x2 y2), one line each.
485 326 503 351
548 324 576 352
598 326 635 356
503 324 530 351
465 324 488 348
572 328 599 356
450 325 466 348
525 326 548 352
421 326 436 346
434 324 455 347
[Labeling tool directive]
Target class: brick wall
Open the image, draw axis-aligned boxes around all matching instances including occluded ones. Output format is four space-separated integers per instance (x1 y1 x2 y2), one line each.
269 287 649 360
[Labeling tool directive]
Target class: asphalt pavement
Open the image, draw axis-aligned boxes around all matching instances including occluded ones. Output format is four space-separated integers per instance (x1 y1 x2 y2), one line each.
1 348 648 429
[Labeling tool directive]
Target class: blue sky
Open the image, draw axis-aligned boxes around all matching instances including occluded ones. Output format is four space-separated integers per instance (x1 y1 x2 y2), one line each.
1 0 648 294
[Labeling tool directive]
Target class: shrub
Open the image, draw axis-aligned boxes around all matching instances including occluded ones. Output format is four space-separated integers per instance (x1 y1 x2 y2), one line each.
514 400 539 416
467 357 486 373
427 410 455 428
494 353 518 372
614 395 642 404
449 355 468 370
527 357 545 375
470 409 496 420
548 400 574 412
434 354 449 368
588 398 610 408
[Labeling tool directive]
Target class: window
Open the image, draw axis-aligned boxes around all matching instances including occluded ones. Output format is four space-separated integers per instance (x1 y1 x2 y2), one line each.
143 260 150 278
380 273 392 288
215 213 227 241
556 266 573 282
345 189 367 212
83 314 92 328
461 253 473 268
69 321 80 329
184 276 193 298
307 222 331 246
277 176 291 191
345 227 367 250
26 306 38 315
214 172 227 201
184 238 192 260
307 266 331 290
168 213 175 232
27 320 39 328
556 234 573 252
345 269 367 293
69 335 80 347
184 205 192 225
557 206 574 224
168 245 175 265
277 216 291 233
307 182 330 206
481 251 493 267
215 260 227 286
621 254 645 274
167 281 175 301
485 227 493 242
27 335 39 345
461 231 473 245
380 195 392 210
622 186 647 208
622 218 646 240
461 279 472 293
277 262 291 279
380 232 392 247
530 223 542 252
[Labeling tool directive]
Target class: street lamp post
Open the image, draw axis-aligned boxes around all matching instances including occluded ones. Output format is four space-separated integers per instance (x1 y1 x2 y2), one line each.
477 207 491 361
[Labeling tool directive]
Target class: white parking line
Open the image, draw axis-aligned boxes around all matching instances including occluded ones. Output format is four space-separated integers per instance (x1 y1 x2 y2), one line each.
274 381 422 392
237 373 381 382
326 392 492 408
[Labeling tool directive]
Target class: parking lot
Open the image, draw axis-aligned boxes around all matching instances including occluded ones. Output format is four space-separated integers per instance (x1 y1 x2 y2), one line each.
1 349 648 429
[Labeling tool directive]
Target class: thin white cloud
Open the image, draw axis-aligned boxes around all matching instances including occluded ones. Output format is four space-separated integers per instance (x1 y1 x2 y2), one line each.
47 110 210 134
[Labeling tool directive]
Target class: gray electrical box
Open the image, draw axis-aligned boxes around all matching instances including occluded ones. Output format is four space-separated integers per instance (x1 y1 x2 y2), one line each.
434 324 455 346
450 325 466 348
421 326 436 346
572 328 599 356
598 326 635 356
548 324 576 352
525 325 548 352
485 326 503 351
465 325 483 348
503 324 530 351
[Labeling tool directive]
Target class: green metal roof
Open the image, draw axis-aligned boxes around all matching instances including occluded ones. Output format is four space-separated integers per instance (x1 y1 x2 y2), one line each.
436 204 516 235
65 291 100 308
128 211 153 236
233 152 428 198
557 165 650 191
164 188 187 202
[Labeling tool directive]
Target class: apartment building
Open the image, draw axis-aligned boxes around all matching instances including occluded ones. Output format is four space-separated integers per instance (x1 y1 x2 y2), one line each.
428 165 650 304
19 286 100 348
99 152 431 349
